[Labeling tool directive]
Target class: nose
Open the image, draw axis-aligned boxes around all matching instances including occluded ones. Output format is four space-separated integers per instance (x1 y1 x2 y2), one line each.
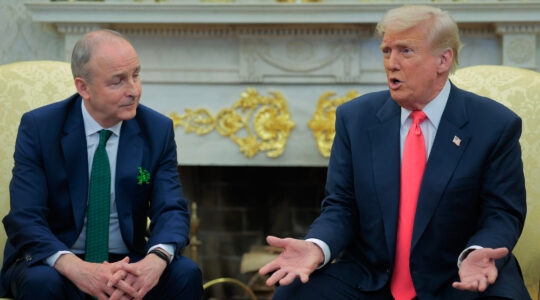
385 51 400 71
125 77 141 98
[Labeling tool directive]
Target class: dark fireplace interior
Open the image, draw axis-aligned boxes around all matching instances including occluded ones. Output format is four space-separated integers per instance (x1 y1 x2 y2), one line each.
178 165 327 299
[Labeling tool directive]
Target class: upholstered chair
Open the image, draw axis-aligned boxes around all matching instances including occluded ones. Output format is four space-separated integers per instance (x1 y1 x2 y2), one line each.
0 60 75 274
450 65 540 299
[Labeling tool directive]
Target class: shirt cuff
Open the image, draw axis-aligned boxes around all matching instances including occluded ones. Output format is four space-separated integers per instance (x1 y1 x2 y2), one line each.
46 250 73 267
305 238 331 269
457 245 483 268
148 244 175 259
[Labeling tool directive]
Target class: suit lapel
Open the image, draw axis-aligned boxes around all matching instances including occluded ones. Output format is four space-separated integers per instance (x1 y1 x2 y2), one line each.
114 118 143 241
369 97 402 257
412 85 471 249
61 96 88 232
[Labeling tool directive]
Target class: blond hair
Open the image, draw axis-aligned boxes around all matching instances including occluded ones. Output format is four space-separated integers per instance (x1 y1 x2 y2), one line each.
376 5 463 73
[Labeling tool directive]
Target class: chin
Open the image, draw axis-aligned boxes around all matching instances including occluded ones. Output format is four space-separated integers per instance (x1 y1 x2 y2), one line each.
120 110 137 121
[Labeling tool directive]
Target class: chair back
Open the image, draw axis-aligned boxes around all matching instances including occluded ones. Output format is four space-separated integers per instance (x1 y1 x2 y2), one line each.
451 65 540 299
0 60 75 265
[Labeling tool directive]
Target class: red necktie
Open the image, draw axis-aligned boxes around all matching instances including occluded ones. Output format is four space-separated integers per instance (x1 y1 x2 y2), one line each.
391 110 427 300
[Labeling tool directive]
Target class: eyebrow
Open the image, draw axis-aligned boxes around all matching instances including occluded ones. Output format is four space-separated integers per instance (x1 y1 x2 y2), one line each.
110 65 141 79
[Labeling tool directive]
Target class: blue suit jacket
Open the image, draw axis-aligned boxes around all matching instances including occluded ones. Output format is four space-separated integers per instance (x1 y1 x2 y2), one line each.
1 94 190 276
305 83 529 298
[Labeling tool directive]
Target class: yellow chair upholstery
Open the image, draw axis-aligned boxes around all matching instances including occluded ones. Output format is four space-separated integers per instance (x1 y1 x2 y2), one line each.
450 65 540 299
0 60 75 270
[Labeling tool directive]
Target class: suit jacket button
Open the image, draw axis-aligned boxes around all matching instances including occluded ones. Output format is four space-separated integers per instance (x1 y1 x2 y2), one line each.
25 254 32 262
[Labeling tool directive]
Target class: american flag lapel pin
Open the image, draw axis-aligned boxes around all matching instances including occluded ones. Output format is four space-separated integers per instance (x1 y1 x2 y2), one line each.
453 135 461 146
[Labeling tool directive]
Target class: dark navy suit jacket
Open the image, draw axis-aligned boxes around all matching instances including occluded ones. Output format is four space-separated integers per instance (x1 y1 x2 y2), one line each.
305 83 529 298
1 94 190 279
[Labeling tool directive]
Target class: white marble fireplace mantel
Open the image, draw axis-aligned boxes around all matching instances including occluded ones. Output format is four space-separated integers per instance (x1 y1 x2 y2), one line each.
24 1 540 166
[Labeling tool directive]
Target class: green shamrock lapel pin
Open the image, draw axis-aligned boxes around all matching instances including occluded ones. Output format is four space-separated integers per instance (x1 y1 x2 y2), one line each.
137 167 151 185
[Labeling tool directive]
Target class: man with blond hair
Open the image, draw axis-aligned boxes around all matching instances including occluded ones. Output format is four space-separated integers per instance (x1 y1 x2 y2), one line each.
260 5 529 299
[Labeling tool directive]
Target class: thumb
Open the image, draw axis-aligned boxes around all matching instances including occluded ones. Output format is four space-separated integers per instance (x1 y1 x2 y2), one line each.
266 235 285 248
489 247 509 260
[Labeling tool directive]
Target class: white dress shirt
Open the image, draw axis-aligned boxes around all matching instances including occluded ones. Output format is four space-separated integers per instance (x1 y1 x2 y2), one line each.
46 101 173 266
308 81 463 268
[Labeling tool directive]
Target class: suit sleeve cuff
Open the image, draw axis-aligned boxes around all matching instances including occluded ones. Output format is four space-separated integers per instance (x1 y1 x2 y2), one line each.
457 245 483 268
305 238 331 269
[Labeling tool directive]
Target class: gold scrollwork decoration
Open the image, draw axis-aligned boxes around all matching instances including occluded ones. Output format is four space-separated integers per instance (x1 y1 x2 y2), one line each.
308 90 360 158
169 88 296 159
170 108 215 135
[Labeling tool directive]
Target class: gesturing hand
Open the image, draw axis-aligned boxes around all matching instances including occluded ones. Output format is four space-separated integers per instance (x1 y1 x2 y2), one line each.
452 247 508 293
258 236 324 287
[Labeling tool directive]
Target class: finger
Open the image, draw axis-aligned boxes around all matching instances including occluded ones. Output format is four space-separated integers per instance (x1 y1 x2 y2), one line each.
110 257 131 271
114 279 139 298
279 272 300 286
108 287 125 300
486 267 499 284
266 236 285 248
477 277 489 292
452 281 467 290
108 270 128 288
120 261 140 275
298 272 310 284
489 247 509 260
266 268 287 286
259 261 279 276
452 280 477 292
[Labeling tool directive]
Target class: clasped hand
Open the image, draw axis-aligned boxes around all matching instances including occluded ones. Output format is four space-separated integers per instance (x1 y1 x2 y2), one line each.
57 253 167 300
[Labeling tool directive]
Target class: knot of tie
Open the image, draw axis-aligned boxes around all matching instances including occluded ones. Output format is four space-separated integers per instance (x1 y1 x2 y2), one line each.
98 129 113 146
411 110 426 136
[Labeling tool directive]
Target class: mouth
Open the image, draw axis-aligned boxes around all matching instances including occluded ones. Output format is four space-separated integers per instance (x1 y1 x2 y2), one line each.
388 77 402 89
120 99 138 108
120 103 135 108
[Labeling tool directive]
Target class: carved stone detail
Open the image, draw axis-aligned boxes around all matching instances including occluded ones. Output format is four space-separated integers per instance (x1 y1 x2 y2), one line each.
238 26 368 83
496 24 539 69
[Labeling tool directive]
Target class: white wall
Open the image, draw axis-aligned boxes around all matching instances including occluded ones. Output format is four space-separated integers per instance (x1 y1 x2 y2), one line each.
0 0 63 65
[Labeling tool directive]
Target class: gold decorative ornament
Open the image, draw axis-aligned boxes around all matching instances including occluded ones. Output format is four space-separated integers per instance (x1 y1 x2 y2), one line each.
203 277 257 300
169 108 215 136
308 90 359 158
170 88 295 159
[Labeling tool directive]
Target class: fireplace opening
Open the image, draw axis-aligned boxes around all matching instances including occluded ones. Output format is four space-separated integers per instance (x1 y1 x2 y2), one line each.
178 165 327 299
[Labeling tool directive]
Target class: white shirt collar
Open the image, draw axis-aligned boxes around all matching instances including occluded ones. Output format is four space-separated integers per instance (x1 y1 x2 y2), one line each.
81 100 123 137
400 79 451 129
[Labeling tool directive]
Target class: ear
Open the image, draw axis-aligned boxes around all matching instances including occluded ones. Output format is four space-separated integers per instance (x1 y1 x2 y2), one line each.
437 49 453 74
74 77 90 99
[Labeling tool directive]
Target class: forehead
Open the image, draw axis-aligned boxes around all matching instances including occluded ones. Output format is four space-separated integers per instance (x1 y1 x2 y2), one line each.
380 25 429 48
90 39 139 74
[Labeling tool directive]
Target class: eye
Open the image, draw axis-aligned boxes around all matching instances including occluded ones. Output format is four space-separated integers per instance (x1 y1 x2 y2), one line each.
401 48 413 55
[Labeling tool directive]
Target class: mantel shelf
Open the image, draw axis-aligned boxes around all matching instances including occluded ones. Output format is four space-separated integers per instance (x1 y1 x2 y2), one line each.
24 2 540 25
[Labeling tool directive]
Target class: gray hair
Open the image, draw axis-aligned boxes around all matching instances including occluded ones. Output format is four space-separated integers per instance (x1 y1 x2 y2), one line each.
376 5 463 73
71 29 129 82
